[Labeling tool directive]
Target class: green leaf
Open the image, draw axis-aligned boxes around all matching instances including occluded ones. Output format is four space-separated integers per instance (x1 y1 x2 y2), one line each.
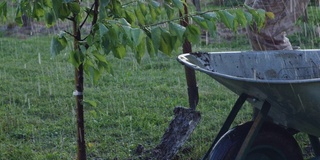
203 12 217 35
86 34 94 46
52 0 72 20
98 23 109 40
151 27 162 52
125 11 135 24
192 15 208 29
151 0 160 8
68 50 83 68
100 36 112 55
159 30 173 56
93 51 113 74
52 0 63 18
148 3 157 23
218 10 235 30
59 3 71 19
122 25 133 47
68 2 80 14
235 9 247 27
202 12 217 20
0 2 7 22
43 0 53 8
138 1 147 15
33 2 45 20
83 59 94 77
185 24 201 44
83 100 97 108
150 0 161 14
45 11 56 27
244 11 253 25
110 0 123 17
244 4 264 29
98 1 107 20
169 22 186 42
118 18 131 26
100 0 110 7
83 58 102 84
108 24 120 45
93 52 107 63
206 20 216 36
266 12 275 19
164 3 174 20
134 7 145 25
146 37 155 57
91 67 101 84
112 45 126 59
131 28 146 47
52 0 71 20
97 56 113 74
172 0 184 13
50 34 68 57
135 39 146 63
15 6 23 26
256 8 266 29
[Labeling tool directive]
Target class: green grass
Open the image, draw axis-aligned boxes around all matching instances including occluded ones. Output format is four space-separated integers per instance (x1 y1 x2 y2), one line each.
1 34 317 159
1 3 320 160
0 36 256 159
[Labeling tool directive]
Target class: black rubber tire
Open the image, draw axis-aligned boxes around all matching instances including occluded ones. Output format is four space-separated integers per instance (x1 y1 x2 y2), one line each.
208 121 303 160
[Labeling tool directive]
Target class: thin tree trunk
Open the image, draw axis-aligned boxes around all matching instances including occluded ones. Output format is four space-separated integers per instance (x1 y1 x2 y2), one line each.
73 1 86 159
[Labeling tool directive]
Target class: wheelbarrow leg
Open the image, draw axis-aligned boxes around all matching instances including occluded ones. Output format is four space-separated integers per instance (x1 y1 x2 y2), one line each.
202 93 248 159
308 135 320 156
235 100 271 160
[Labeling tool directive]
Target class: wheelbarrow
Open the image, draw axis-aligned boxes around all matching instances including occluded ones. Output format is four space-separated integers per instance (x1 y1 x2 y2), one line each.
177 50 320 160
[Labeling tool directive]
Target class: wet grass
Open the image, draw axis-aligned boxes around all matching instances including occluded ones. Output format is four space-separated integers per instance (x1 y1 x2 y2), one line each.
0 36 255 159
0 35 315 159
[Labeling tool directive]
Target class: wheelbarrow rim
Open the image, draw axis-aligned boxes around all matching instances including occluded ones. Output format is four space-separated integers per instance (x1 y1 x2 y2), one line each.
177 53 320 84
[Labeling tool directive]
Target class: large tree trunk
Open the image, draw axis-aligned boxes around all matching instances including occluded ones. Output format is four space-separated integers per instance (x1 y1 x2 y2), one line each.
245 0 310 51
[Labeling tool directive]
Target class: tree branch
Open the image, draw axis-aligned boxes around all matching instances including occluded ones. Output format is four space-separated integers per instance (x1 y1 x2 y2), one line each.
64 30 76 38
144 9 222 28
92 0 99 26
80 3 95 29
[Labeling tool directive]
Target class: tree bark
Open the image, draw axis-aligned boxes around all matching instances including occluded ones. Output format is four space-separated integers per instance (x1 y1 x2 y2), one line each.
73 1 86 159
245 0 310 50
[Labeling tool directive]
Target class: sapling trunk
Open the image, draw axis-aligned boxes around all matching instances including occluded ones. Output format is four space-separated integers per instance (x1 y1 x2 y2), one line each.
72 7 86 160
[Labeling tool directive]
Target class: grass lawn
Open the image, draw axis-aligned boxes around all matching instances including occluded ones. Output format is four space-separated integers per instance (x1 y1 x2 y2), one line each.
0 33 317 159
0 35 257 159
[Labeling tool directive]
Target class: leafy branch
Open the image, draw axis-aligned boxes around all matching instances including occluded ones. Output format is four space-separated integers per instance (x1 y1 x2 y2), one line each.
1 0 271 82
0 1 270 159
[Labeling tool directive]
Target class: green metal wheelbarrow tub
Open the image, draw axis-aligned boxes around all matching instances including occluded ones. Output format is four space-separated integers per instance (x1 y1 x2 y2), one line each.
177 49 320 137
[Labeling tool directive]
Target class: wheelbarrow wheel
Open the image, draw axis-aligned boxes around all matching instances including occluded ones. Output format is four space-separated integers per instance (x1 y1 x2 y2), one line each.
208 121 303 160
